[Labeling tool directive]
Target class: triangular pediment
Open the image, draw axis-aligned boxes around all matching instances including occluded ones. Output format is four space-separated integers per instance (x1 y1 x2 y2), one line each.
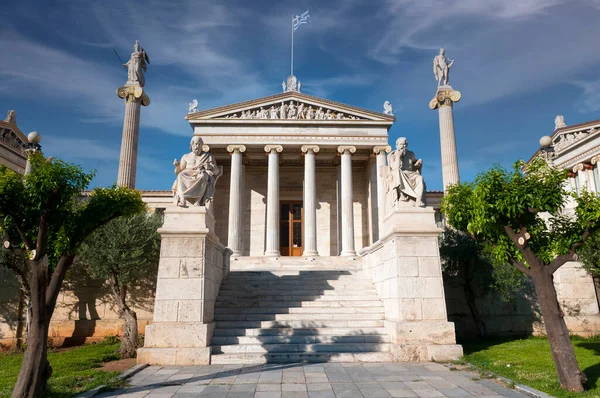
186 91 395 123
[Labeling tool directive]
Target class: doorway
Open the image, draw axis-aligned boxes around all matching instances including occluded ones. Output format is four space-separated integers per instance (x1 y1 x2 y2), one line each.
280 201 303 256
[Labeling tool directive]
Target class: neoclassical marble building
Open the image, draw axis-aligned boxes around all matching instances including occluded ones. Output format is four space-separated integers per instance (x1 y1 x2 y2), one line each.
0 110 27 174
145 88 402 257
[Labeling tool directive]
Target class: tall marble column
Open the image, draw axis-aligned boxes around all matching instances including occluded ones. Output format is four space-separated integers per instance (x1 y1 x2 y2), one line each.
227 145 246 257
373 145 391 241
116 86 150 188
429 87 461 192
301 145 320 257
338 146 356 256
264 145 283 257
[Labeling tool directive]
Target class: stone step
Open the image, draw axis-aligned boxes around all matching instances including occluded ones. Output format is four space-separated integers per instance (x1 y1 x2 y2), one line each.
219 283 373 291
215 320 384 328
217 289 377 297
210 352 393 364
225 271 364 278
212 327 389 337
216 294 380 301
215 300 383 308
214 313 384 322
212 335 390 345
214 306 382 315
213 343 390 354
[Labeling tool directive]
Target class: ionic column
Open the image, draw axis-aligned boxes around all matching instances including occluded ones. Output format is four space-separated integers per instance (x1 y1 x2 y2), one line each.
338 146 356 256
429 87 461 192
373 145 392 241
301 145 320 256
264 145 283 257
227 145 246 257
116 86 150 188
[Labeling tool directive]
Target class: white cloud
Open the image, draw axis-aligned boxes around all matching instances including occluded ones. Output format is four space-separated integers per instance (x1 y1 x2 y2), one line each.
571 80 600 113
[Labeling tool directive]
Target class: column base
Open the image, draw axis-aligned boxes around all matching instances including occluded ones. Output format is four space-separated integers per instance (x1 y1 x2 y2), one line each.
302 250 319 257
264 250 280 257
340 250 357 256
230 251 242 258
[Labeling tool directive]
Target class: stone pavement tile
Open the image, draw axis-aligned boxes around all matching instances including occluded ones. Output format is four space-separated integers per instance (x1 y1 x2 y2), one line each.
198 385 231 397
356 382 392 397
282 384 307 392
307 383 333 391
436 388 472 397
177 385 206 394
347 369 376 383
307 392 335 398
259 371 284 384
148 385 182 394
462 387 499 396
167 374 194 382
234 372 261 384
172 394 202 398
229 384 256 393
225 392 253 398
331 382 364 398
386 390 417 398
305 376 329 384
257 384 282 392
145 394 174 398
381 364 410 373
379 382 408 391
426 380 458 389
255 392 282 398
404 382 435 391
283 371 306 383
116 392 149 398
423 364 449 372
324 367 353 383
281 392 309 398
412 390 444 398
395 375 423 382
155 368 181 375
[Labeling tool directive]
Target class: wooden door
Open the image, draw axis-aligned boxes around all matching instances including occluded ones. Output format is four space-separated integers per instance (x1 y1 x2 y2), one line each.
280 201 303 256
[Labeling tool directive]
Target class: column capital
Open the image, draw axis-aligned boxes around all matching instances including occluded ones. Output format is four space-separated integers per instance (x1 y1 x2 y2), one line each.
202 144 211 153
264 145 283 154
117 85 151 106
227 144 247 154
337 145 356 155
301 145 320 154
429 88 461 110
591 155 600 165
373 145 392 155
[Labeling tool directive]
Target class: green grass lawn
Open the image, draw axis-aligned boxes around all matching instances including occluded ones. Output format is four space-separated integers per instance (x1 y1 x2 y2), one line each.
462 335 600 398
0 341 124 398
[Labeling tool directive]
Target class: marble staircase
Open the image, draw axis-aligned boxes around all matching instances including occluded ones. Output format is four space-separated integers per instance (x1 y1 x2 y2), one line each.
210 262 392 364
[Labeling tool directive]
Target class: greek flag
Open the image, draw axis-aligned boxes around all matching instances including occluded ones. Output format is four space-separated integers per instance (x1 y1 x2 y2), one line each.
293 10 311 31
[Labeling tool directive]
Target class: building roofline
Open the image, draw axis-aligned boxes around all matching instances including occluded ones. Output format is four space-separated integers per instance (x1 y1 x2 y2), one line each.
186 91 396 122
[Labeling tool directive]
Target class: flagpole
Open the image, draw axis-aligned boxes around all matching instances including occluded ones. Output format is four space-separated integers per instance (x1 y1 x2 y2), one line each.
291 14 294 76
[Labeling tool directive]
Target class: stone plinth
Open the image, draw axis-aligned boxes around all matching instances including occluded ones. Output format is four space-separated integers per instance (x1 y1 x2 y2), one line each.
137 206 231 365
360 207 462 361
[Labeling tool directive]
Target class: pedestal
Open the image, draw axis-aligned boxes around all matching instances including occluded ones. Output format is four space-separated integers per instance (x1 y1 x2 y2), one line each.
360 206 462 362
137 206 231 365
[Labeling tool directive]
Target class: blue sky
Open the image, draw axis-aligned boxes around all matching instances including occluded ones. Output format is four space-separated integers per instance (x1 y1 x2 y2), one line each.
2 0 600 191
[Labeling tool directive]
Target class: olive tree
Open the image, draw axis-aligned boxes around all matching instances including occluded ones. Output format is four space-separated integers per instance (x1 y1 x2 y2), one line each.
442 158 600 392
75 212 161 358
0 153 145 398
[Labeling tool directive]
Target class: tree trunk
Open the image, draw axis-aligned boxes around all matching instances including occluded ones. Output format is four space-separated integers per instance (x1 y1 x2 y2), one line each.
463 261 487 338
12 259 51 398
463 283 487 338
119 308 138 358
15 289 25 349
111 281 138 358
531 269 586 392
592 275 600 315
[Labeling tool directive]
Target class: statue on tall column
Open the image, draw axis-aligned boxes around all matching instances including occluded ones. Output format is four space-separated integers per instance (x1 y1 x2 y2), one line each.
383 137 426 207
433 47 454 87
123 40 150 87
172 136 221 207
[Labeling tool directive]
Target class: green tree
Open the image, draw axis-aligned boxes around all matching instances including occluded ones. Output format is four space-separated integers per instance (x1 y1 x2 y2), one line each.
76 213 162 358
441 158 600 392
0 153 145 398
440 228 530 338
575 229 600 310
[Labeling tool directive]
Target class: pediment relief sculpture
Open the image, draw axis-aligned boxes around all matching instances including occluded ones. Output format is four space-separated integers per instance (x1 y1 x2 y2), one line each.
553 126 597 152
0 128 26 151
217 100 366 121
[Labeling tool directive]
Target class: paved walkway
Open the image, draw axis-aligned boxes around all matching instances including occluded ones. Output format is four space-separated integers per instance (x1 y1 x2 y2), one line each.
99 363 529 398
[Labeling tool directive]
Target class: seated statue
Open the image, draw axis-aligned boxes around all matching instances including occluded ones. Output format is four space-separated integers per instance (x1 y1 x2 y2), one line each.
383 137 426 207
172 136 221 207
